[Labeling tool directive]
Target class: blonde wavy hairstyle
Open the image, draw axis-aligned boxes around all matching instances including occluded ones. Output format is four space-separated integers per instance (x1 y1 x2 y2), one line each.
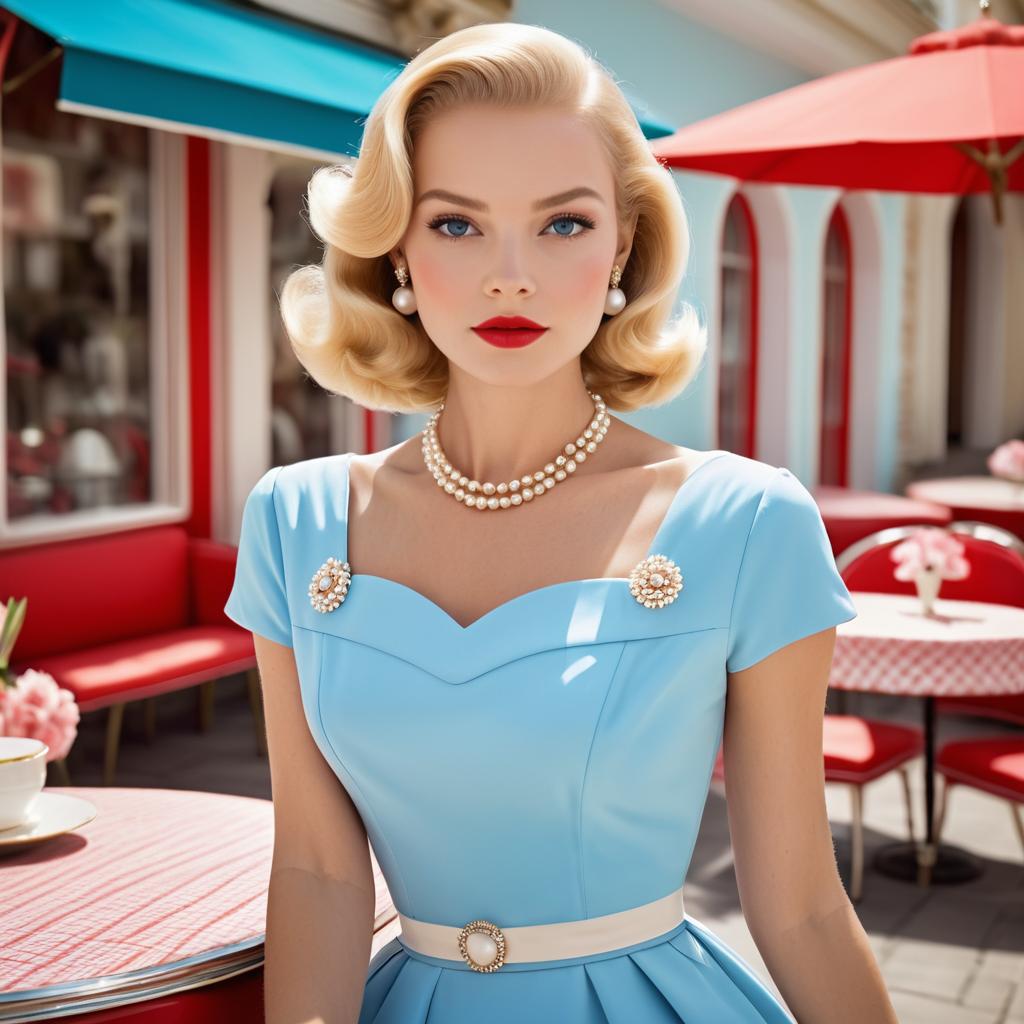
279 21 707 414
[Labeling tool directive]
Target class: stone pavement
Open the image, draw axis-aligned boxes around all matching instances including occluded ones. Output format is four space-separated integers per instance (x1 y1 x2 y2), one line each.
57 675 1023 1023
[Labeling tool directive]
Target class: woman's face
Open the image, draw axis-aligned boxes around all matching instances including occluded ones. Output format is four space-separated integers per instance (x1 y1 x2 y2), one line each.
396 103 633 388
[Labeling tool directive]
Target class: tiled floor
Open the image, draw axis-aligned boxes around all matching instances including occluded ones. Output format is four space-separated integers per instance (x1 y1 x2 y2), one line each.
56 676 1023 1023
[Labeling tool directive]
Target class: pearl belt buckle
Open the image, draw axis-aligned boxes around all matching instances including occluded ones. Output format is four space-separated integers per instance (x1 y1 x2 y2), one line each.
457 918 507 972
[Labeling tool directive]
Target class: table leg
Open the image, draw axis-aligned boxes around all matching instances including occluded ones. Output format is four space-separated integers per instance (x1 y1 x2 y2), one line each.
920 694 937 886
872 694 984 887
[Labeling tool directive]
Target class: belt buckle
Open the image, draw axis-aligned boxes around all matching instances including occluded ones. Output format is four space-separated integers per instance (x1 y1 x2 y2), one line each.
457 918 507 972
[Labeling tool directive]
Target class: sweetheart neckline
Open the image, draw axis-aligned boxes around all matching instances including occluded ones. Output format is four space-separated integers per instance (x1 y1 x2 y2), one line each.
337 449 730 632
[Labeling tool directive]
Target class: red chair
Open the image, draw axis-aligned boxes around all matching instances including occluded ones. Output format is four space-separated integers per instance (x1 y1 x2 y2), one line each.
836 521 1024 726
933 738 1024 857
712 714 923 902
2 525 264 784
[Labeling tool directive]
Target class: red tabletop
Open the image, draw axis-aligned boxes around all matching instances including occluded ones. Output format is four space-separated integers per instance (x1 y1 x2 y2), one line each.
905 475 1024 540
812 485 952 558
0 787 398 1021
830 592 1024 697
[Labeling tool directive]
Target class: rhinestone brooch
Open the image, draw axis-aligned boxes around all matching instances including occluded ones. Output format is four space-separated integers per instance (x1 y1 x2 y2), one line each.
308 557 352 613
457 919 507 972
629 554 683 608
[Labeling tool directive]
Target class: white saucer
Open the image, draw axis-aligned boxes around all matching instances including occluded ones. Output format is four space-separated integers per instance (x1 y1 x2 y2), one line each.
0 792 97 854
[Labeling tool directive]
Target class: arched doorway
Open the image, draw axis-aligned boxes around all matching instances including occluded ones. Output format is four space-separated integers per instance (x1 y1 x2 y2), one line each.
820 205 853 486
718 193 759 458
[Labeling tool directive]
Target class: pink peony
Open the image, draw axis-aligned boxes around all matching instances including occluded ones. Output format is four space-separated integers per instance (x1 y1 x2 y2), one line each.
890 527 971 582
987 439 1024 482
0 669 80 762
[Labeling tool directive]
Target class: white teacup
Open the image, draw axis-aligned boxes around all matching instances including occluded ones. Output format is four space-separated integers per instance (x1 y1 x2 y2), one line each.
0 737 49 831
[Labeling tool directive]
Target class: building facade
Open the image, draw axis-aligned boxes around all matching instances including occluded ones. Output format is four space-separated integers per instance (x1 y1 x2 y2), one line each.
2 0 1020 556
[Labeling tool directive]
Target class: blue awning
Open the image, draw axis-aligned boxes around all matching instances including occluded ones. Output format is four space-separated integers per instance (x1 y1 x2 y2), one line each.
6 0 675 158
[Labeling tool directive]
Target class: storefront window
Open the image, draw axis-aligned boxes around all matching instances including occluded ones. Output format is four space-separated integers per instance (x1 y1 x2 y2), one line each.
268 154 343 465
3 30 153 522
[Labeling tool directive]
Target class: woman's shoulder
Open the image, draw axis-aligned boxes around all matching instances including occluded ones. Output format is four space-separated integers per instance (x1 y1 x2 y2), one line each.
704 454 833 566
661 446 782 506
273 452 352 491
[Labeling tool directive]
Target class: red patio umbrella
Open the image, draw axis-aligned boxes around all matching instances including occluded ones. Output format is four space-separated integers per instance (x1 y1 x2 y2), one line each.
650 0 1024 224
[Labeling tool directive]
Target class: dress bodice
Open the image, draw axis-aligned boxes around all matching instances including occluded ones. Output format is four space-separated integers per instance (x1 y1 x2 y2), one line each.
224 449 857 1022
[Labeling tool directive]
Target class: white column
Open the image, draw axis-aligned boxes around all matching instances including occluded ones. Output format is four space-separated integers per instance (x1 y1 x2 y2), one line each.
211 141 274 540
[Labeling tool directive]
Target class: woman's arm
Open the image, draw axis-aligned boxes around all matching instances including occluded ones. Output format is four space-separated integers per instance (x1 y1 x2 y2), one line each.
255 633 377 1024
724 626 899 1024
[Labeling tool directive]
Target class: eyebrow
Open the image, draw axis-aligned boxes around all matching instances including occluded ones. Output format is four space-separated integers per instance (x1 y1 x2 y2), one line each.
415 186 606 212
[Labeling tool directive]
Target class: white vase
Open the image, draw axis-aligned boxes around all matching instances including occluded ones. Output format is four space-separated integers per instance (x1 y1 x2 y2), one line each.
913 566 943 616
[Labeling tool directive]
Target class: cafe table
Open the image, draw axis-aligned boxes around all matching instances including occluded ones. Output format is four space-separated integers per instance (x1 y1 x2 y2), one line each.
0 787 398 1022
829 592 1024 887
812 484 951 559
905 474 1024 541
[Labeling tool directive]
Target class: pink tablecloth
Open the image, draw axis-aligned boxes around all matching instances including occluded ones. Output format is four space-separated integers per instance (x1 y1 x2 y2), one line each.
0 787 398 1016
830 592 1024 697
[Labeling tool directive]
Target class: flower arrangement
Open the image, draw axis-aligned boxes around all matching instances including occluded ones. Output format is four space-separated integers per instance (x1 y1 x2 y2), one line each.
987 439 1024 498
0 598 79 763
890 528 971 616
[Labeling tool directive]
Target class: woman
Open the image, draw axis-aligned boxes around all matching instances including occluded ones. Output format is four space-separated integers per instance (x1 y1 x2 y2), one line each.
225 21 899 1024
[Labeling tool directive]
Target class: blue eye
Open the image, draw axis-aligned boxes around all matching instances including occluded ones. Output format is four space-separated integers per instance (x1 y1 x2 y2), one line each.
425 216 478 239
433 217 476 238
546 216 589 237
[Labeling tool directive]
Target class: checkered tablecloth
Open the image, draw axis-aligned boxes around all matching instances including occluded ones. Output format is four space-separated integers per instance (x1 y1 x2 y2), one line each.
0 785 399 1006
830 592 1024 697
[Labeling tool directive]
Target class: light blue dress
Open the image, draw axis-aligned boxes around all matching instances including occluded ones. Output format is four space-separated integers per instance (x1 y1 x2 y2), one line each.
224 449 858 1023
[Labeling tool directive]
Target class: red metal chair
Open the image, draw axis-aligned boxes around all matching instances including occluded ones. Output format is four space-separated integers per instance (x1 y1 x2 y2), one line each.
2 525 265 784
933 737 1024 857
836 521 1024 726
712 714 922 902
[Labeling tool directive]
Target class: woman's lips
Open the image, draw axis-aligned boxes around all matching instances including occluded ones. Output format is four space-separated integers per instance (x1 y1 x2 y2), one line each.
471 326 549 348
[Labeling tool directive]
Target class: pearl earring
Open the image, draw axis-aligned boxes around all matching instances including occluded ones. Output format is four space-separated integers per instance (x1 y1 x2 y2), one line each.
391 262 417 315
604 265 626 316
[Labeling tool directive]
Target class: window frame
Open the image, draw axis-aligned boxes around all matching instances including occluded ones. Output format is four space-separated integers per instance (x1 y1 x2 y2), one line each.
0 126 190 549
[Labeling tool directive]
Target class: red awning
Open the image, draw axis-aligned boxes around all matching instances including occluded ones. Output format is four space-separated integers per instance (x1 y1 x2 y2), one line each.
651 5 1024 222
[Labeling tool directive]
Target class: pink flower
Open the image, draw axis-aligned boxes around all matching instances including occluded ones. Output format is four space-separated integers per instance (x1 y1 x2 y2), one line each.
890 527 971 582
987 439 1024 482
0 669 80 762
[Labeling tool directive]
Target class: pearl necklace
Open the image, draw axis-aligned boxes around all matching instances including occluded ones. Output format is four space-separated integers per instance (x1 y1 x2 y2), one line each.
421 391 611 510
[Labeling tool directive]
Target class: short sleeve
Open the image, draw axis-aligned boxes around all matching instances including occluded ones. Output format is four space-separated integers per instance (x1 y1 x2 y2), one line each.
726 466 857 673
224 465 293 648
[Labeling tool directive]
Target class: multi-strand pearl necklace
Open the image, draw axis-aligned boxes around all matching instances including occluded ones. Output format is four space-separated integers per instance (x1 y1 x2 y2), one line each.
421 390 611 511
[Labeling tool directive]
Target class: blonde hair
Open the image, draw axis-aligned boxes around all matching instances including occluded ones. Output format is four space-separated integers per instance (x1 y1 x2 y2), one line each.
279 22 707 414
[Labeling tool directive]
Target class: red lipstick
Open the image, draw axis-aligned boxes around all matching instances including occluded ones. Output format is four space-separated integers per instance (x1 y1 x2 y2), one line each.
471 315 549 349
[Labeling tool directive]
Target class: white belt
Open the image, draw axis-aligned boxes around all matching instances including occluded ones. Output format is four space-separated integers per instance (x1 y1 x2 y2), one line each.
398 884 686 972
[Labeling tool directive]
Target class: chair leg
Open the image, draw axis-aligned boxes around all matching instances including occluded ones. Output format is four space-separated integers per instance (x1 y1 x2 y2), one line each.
104 703 125 786
849 784 864 903
1010 802 1024 859
933 775 950 844
898 765 916 842
143 698 157 745
246 668 267 758
198 680 216 732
